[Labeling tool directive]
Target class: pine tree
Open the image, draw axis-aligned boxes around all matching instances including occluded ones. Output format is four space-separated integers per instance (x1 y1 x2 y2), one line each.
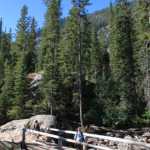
90 27 102 83
39 0 61 114
0 19 12 89
0 29 13 123
59 6 80 78
135 0 150 109
91 28 110 83
74 0 91 127
0 63 14 123
59 0 91 127
109 0 139 124
9 5 30 119
26 17 37 73
137 0 150 42
0 18 4 88
14 5 29 61
80 7 91 81
9 54 27 119
134 0 150 73
1 32 12 63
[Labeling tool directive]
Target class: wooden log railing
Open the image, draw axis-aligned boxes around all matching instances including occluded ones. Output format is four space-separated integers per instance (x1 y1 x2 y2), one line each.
47 128 150 149
23 128 150 150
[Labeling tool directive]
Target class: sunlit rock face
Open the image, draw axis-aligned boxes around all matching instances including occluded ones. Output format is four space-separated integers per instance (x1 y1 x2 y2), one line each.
0 115 56 143
27 72 44 88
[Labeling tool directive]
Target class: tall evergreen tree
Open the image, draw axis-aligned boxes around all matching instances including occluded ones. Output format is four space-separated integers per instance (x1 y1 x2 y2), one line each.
39 0 61 114
9 5 30 119
0 18 4 89
135 0 150 109
60 0 91 127
1 32 12 63
10 54 27 119
0 29 13 123
14 5 29 61
0 63 14 123
59 7 80 78
137 0 150 42
109 0 139 124
26 17 37 73
73 0 91 127
90 27 103 86
0 20 12 89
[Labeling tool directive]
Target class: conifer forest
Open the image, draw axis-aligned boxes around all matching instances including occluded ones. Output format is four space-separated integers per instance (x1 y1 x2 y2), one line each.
0 0 150 129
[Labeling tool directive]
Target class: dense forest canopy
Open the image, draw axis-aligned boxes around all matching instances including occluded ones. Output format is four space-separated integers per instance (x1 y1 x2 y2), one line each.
0 0 150 129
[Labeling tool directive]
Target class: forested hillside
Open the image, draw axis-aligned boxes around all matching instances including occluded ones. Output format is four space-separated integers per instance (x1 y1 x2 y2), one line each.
0 0 150 129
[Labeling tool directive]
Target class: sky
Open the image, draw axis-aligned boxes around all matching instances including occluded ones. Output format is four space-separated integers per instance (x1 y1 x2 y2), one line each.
0 0 113 33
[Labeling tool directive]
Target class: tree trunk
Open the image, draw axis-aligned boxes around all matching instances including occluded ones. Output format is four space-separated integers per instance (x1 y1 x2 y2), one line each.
78 2 83 127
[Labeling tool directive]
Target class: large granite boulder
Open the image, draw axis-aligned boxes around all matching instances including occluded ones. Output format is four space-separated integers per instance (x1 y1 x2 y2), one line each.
0 115 56 143
0 115 56 132
0 119 28 132
27 115 56 130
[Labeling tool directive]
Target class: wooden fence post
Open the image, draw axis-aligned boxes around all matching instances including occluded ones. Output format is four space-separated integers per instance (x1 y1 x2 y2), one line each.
21 128 27 150
83 143 87 150
58 131 62 147
58 138 62 147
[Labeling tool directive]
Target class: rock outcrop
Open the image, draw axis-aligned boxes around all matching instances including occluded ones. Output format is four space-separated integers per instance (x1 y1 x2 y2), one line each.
0 115 56 143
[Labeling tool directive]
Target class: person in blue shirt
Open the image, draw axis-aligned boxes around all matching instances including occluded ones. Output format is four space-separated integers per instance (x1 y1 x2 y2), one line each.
74 127 85 150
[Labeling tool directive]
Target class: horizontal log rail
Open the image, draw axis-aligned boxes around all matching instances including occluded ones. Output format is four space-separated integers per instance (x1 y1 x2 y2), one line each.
26 129 112 150
24 128 150 150
48 128 150 149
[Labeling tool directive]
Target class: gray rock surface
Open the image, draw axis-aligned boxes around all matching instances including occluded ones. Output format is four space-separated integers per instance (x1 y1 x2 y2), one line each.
0 115 56 132
27 115 56 130
0 115 56 143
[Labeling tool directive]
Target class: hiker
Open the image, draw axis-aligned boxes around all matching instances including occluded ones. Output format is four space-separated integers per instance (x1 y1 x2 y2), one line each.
74 127 85 150
34 120 40 131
